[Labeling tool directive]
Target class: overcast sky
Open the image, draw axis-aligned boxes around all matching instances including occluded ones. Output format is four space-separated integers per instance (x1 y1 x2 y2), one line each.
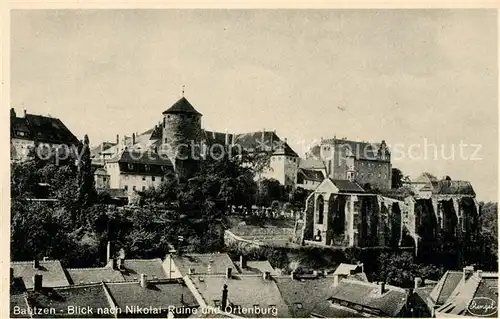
10 9 498 201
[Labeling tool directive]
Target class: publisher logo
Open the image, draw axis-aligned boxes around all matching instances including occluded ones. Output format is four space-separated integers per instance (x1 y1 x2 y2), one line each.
467 297 497 317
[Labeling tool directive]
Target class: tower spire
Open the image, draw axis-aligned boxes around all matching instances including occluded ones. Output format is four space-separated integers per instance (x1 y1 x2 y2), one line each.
181 85 185 97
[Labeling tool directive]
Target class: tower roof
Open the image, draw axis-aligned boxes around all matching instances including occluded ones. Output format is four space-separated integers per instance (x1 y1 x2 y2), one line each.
162 97 202 116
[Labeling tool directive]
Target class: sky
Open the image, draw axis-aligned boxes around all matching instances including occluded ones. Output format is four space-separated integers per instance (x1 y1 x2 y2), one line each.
10 9 498 201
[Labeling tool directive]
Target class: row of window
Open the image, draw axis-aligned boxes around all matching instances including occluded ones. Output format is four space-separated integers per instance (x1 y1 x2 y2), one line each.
271 156 297 163
123 175 163 182
124 185 147 191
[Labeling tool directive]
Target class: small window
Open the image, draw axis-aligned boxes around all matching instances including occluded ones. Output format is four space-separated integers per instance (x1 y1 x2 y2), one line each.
133 186 136 191
152 176 155 181
142 177 146 181
213 300 220 307
128 163 134 170
145 164 150 172
124 185 128 191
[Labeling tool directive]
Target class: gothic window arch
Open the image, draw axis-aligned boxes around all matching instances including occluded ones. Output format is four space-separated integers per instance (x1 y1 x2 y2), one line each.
317 195 324 224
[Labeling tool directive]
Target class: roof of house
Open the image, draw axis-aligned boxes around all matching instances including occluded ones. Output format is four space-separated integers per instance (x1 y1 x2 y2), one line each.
163 97 202 115
430 271 466 306
93 167 109 176
237 260 278 276
66 267 124 285
309 138 390 162
105 280 198 311
333 263 363 276
11 113 79 145
232 131 299 157
328 279 408 317
274 276 337 318
119 258 168 281
436 272 498 317
329 179 366 193
416 172 438 183
298 158 326 170
433 180 475 196
298 168 324 182
171 253 237 276
189 274 290 317
90 142 117 157
11 260 70 289
25 284 113 318
107 149 173 169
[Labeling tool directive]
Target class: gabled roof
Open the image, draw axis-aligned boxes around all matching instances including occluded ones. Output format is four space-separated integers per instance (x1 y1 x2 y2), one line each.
11 260 70 289
237 260 278 276
107 149 173 167
105 280 198 312
90 142 116 158
309 138 390 162
232 131 299 157
330 179 366 193
189 274 290 317
328 279 408 317
24 114 79 145
298 168 324 182
171 253 237 276
25 283 113 318
274 276 337 318
119 258 168 281
333 263 363 276
436 272 498 317
429 271 465 306
163 97 202 115
66 267 124 285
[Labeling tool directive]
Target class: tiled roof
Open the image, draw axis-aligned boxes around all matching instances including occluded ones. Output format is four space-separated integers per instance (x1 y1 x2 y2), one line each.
172 253 237 276
274 276 337 318
309 138 390 162
190 274 290 317
203 130 229 146
298 158 325 170
237 260 278 276
232 131 298 157
298 168 324 182
430 271 465 306
328 279 408 317
90 142 117 158
163 97 202 115
11 260 70 289
119 258 168 281
25 284 113 318
23 114 79 145
66 267 124 285
105 281 198 312
333 263 363 276
330 179 366 193
437 272 498 317
107 149 173 167
433 180 475 196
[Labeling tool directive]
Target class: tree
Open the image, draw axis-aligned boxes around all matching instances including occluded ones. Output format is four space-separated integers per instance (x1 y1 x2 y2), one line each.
77 134 96 208
391 168 404 189
257 178 284 206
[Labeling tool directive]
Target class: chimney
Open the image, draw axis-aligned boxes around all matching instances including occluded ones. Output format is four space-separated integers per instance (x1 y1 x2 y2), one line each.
379 281 386 295
476 270 483 279
263 271 271 280
324 270 329 276
463 265 474 281
261 129 265 150
33 274 43 291
225 267 232 279
33 259 40 269
290 270 296 280
188 268 195 275
140 273 148 288
312 270 318 277
23 109 27 117
221 284 228 310
10 108 16 118
132 133 136 145
106 241 112 264
225 130 229 147
239 255 247 269
414 277 422 290
116 134 119 145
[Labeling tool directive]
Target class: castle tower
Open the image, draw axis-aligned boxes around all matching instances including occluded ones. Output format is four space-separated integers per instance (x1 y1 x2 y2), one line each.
161 95 202 178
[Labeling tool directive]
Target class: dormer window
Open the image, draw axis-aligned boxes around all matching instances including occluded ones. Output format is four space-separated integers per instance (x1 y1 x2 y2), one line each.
128 163 134 170
145 164 150 172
